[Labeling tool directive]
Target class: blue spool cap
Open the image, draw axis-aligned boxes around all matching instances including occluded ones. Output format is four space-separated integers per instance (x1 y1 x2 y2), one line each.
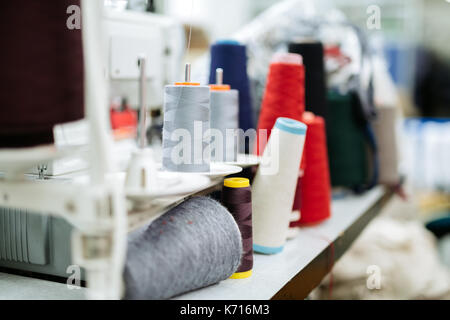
215 39 241 46
274 117 307 135
253 244 284 255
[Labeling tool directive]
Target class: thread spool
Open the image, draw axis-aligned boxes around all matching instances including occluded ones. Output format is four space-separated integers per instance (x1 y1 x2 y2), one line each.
252 117 306 254
288 41 328 123
124 197 242 300
222 178 253 279
209 40 254 152
162 64 211 172
210 68 239 162
291 112 331 226
326 90 368 187
373 105 399 185
255 52 305 155
0 0 84 148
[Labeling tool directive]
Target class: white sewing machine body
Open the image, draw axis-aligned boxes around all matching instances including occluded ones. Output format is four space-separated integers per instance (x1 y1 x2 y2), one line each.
0 5 183 297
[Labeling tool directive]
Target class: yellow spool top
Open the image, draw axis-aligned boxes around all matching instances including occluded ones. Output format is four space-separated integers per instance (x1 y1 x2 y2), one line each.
230 269 252 279
224 177 250 188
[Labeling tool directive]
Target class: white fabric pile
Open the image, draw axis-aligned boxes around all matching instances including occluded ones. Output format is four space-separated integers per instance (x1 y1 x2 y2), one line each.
311 216 450 299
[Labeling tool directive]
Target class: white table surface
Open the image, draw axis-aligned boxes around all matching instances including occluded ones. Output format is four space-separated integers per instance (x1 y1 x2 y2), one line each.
0 272 85 300
0 186 386 300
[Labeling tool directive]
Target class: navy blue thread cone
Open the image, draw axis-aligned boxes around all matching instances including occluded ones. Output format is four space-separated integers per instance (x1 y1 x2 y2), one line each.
209 40 254 139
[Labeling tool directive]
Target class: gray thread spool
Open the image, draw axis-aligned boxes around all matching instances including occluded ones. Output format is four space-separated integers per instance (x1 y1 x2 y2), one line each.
373 105 399 185
124 197 243 300
162 71 211 171
210 68 239 162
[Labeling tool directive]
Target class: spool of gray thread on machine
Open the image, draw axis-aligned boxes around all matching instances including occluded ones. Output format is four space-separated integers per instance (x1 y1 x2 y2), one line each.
123 197 243 300
210 68 239 162
162 84 211 172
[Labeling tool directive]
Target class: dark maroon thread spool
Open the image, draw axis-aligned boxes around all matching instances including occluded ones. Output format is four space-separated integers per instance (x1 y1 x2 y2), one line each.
222 177 253 279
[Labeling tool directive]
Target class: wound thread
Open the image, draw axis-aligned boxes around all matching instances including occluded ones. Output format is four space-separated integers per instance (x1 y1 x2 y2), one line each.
222 177 253 278
162 84 211 172
210 88 239 162
288 41 328 122
124 197 242 300
252 118 307 253
291 112 331 226
255 53 305 155
209 41 254 152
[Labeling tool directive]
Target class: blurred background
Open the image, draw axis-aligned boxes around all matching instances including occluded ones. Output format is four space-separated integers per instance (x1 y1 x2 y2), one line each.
1 0 448 300
126 0 450 114
116 0 450 299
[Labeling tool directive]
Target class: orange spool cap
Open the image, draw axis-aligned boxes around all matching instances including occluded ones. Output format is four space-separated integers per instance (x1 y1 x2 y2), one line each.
209 68 231 91
175 63 200 86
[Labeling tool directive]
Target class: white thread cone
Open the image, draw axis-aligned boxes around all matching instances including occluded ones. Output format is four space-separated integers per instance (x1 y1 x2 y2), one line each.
252 118 306 254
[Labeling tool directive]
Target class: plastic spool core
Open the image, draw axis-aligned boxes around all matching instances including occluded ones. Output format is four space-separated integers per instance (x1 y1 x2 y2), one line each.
216 39 240 45
291 37 319 44
230 270 252 279
224 177 250 188
175 62 200 86
274 117 307 135
210 84 230 91
174 82 200 86
302 111 315 121
210 67 231 91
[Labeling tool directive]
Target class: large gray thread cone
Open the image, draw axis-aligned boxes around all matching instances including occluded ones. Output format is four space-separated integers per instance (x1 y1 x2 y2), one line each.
124 197 243 299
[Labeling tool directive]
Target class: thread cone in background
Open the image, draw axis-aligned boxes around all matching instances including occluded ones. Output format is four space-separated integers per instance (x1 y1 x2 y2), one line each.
209 40 254 152
252 117 306 254
0 1 84 148
255 53 305 155
373 104 399 185
222 178 253 279
210 84 239 162
291 112 331 226
326 90 368 187
288 41 328 124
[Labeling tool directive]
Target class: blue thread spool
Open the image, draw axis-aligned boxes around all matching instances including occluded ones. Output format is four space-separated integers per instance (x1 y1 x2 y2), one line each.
209 40 254 153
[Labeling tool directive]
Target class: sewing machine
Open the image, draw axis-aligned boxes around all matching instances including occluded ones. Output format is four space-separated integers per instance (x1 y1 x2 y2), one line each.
0 8 183 281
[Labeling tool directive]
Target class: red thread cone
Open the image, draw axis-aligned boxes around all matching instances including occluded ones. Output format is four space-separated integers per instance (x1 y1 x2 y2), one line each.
255 53 305 155
291 112 331 226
